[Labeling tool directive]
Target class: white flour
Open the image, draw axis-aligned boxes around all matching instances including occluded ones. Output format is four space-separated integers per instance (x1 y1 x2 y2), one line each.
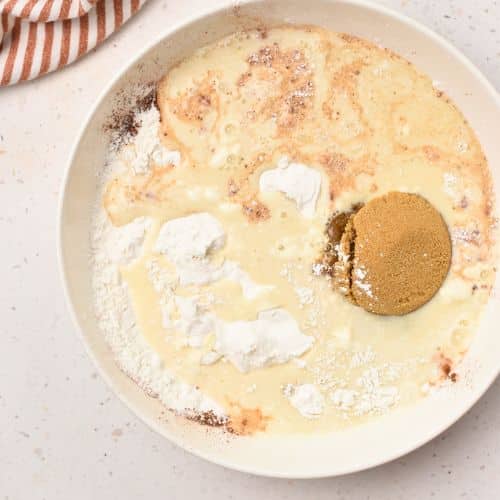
146 259 175 329
90 113 225 420
259 156 322 217
150 211 314 371
91 212 225 418
354 368 398 415
284 383 325 418
215 309 314 373
174 295 217 348
331 388 357 409
330 370 398 415
91 115 314 416
125 106 181 174
154 213 272 297
154 212 226 262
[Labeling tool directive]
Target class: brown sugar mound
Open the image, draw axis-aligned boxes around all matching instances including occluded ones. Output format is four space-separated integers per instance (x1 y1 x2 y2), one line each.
325 192 452 315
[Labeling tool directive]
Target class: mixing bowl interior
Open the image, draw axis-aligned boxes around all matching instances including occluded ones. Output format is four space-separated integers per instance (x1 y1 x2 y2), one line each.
59 0 500 477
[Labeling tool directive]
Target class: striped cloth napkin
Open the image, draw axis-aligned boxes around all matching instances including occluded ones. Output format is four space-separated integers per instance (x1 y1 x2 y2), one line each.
0 0 146 86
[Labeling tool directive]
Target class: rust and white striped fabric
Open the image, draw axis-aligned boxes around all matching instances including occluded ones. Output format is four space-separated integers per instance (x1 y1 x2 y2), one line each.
0 0 146 86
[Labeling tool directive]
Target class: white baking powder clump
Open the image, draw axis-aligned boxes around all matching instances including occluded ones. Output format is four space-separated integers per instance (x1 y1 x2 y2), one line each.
154 213 271 298
215 309 313 372
284 383 325 418
259 156 322 217
154 212 226 263
154 212 227 286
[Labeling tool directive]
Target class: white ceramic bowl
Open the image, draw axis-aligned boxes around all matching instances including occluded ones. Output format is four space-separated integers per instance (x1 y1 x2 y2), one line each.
59 0 500 478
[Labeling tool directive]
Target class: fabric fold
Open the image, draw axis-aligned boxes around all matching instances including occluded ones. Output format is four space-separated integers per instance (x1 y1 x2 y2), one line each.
0 0 145 86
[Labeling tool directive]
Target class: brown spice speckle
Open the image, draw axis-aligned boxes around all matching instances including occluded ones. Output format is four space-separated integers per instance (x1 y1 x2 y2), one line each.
103 85 157 144
242 198 270 222
227 178 240 196
434 351 458 382
227 404 269 435
187 410 227 428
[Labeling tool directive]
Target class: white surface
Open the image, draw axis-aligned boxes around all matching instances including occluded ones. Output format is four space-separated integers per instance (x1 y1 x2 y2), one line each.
1 0 499 497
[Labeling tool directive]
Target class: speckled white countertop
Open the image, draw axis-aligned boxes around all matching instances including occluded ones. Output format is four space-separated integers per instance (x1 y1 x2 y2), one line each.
1 0 499 498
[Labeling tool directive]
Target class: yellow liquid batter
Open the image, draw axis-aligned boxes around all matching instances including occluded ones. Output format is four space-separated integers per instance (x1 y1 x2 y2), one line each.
100 26 495 434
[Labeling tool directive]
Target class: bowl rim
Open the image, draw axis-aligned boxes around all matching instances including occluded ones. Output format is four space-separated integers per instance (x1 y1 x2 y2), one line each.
58 0 500 478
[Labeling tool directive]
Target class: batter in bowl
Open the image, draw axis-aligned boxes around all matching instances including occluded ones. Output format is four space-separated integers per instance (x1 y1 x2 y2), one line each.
92 25 496 435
